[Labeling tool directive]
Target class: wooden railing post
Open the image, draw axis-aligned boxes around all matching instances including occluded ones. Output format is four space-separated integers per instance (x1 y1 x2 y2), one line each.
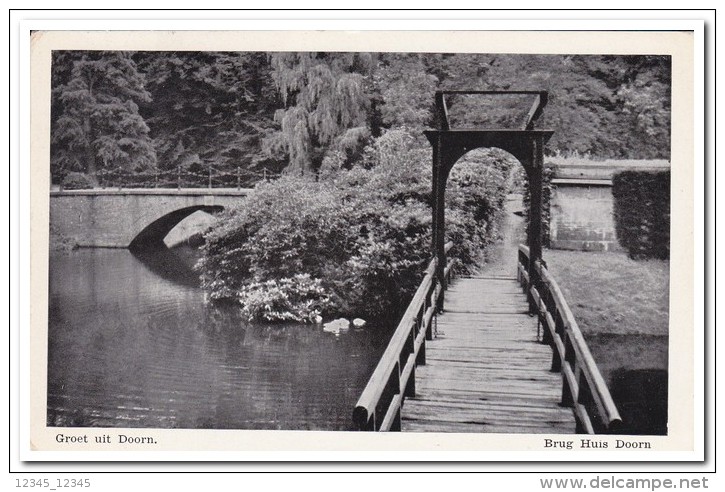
516 244 622 434
353 242 453 431
527 137 544 309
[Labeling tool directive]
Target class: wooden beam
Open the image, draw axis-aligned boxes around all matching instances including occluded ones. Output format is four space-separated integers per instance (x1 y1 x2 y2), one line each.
523 94 542 130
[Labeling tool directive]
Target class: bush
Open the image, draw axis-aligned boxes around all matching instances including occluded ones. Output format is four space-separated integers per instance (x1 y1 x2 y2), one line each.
238 275 333 323
522 164 554 248
447 149 513 271
197 129 511 323
612 170 670 259
61 172 94 190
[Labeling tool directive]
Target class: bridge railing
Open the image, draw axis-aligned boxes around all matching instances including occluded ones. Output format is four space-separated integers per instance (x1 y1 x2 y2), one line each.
517 245 623 434
59 166 280 191
353 242 454 431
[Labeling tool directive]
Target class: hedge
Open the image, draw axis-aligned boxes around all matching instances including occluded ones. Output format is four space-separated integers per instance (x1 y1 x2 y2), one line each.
612 170 670 260
61 172 95 190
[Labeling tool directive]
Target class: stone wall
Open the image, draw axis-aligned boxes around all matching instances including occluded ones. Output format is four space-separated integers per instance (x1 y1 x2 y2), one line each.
548 160 670 252
549 180 621 252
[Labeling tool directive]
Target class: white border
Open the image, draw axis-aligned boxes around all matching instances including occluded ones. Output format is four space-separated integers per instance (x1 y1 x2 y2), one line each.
9 9 712 476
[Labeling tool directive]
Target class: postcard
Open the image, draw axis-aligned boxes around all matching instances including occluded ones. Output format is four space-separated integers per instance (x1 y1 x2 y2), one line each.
24 27 700 460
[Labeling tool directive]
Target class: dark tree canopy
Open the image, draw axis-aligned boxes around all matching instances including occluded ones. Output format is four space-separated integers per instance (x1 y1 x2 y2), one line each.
49 51 672 183
135 52 279 173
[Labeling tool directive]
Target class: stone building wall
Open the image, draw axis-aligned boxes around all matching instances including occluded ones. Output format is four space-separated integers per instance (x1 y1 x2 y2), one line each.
547 160 670 252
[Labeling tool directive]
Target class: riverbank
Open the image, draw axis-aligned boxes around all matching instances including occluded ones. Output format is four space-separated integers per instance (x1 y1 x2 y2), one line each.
49 225 78 252
544 248 669 435
544 250 669 337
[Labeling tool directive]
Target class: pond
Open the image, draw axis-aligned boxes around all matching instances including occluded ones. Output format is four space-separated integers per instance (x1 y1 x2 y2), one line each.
47 246 391 430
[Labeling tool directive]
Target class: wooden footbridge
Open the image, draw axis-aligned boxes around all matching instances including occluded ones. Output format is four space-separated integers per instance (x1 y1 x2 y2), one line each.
400 272 574 433
353 91 622 434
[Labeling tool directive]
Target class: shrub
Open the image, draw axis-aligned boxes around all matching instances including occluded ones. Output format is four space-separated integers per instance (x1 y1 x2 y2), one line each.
447 150 512 271
238 275 333 323
198 129 511 323
61 172 95 190
522 164 554 248
612 170 670 259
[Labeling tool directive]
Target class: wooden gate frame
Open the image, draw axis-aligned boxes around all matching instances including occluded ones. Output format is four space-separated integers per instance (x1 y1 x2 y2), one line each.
425 90 553 310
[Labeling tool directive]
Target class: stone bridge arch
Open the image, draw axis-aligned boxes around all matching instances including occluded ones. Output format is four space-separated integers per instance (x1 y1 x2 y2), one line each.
129 205 224 251
49 189 250 249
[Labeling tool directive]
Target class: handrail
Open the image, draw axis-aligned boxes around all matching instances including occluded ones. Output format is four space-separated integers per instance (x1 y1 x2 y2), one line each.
517 245 622 434
353 242 453 431
56 166 280 191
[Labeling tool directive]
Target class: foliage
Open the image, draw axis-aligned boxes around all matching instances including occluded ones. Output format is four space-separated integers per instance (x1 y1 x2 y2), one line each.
51 51 672 185
264 53 373 174
198 129 509 322
238 275 333 323
135 52 280 174
51 51 156 181
612 171 671 259
522 164 554 248
61 171 94 190
446 148 515 269
372 54 438 133
429 53 671 160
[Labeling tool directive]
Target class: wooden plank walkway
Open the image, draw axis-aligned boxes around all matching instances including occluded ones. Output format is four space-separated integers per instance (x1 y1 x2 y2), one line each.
401 273 576 433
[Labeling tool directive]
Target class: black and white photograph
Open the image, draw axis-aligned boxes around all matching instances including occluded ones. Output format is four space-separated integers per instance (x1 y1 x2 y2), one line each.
26 28 698 455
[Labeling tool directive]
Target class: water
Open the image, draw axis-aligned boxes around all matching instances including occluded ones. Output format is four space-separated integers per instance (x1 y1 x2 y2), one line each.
47 247 391 430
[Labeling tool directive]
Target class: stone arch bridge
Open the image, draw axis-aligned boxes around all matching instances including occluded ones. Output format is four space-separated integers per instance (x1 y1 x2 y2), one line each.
49 188 251 250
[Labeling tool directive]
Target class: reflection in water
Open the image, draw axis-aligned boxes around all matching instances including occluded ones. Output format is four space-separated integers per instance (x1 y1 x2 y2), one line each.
610 369 668 435
131 246 201 288
47 247 390 430
586 333 669 435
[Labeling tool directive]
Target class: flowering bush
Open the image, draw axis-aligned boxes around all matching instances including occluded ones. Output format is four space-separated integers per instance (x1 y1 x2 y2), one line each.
197 129 510 323
238 275 333 323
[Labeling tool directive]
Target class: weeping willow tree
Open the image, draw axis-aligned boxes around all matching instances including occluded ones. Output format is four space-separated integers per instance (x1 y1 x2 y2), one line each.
264 52 373 175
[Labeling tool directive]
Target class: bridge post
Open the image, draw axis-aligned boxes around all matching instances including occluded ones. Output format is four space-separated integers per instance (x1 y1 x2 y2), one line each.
527 135 545 312
431 133 448 312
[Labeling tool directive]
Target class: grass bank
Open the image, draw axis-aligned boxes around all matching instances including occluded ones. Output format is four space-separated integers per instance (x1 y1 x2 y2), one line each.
544 248 669 434
544 249 669 337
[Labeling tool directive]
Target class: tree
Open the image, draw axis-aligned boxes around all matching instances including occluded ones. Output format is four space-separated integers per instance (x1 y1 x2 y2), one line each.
135 52 280 176
613 56 671 160
264 53 373 175
51 51 156 182
372 53 438 132
429 53 671 160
